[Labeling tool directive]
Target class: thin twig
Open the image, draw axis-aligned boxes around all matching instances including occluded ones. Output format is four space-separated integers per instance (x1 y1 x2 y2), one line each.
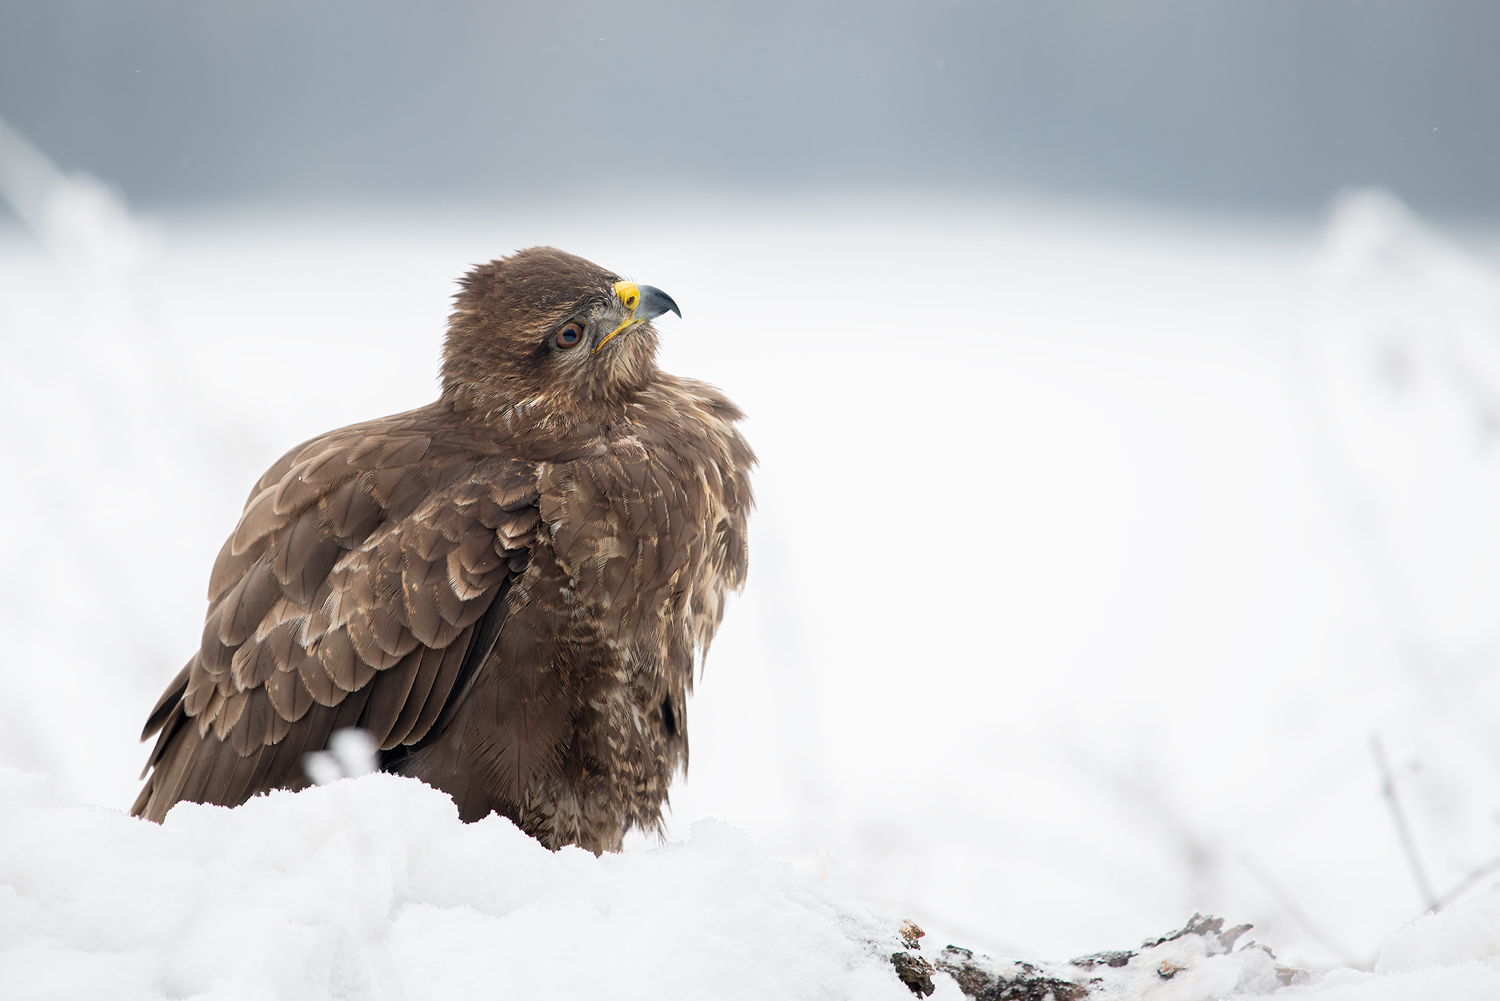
1433 854 1500 912
1371 735 1437 911
1239 854 1369 970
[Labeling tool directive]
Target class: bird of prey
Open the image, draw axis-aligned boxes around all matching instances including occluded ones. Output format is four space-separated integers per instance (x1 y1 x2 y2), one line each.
132 247 754 853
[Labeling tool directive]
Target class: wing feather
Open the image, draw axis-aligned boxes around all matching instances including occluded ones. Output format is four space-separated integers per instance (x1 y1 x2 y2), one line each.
147 732 196 818
402 628 473 746
182 663 217 716
198 607 233 677
174 732 222 807
362 648 424 748
265 656 316 721
269 515 342 603
210 689 249 739
230 635 279 691
297 647 346 708
217 559 280 647
198 734 244 806
235 732 283 799
300 444 355 485
223 741 269 803
141 661 191 741
328 627 378 692
230 690 276 756
231 486 295 556
134 405 540 821
207 533 267 603
345 606 406 669
383 645 445 748
320 478 383 541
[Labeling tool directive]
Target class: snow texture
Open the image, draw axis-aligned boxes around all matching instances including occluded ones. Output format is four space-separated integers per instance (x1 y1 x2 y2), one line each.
6 764 1500 1000
0 766 929 1001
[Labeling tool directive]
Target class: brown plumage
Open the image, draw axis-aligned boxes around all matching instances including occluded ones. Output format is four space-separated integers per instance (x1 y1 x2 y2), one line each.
133 247 754 852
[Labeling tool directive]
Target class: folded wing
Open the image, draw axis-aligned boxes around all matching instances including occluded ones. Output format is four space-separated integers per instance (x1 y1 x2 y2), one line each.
132 408 540 822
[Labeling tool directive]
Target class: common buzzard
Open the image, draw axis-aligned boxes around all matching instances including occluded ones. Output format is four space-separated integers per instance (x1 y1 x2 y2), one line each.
133 247 755 853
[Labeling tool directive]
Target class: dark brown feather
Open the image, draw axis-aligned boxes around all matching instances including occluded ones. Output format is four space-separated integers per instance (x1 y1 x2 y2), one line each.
261 619 300 673
141 661 191 741
383 645 446 748
318 627 372 693
319 477 383 541
362 648 424 747
146 730 197 817
269 514 342 603
175 730 223 807
297 648 345 708
265 666 315 722
208 533 267 603
222 741 268 803
402 627 473 745
400 555 450 647
217 559 280 647
197 607 233 677
211 689 249 739
230 636 279 691
231 486 296 557
230 690 276 757
234 735 281 801
198 732 244 805
182 662 217 716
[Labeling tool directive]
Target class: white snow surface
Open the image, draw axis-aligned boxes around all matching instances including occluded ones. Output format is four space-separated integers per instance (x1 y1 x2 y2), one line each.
7 764 1500 1000
5 129 1500 995
0 767 932 1001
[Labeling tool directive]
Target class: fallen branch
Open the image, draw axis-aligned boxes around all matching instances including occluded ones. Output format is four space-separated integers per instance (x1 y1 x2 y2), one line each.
888 914 1308 999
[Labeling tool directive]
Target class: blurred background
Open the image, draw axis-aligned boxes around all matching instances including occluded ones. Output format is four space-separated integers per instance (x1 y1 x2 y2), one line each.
2 0 1500 214
4 0 1500 975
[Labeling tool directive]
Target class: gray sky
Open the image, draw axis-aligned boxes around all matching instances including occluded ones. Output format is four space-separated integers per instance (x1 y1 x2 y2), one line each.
1 0 1497 216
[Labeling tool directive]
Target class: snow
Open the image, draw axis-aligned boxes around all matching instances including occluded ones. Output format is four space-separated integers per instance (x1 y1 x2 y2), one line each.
5 123 1500 994
6 762 1500 999
0 766 932 1001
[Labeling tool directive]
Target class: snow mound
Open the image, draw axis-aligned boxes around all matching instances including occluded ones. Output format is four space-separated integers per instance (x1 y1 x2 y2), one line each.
1276 889 1500 1001
0 768 927 1001
7 765 1500 999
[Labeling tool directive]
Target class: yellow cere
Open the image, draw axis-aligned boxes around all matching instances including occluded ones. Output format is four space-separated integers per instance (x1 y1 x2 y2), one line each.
596 282 644 354
614 281 641 312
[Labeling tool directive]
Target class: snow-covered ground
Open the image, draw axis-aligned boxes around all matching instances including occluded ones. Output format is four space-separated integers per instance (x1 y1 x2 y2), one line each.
7 765 1500 999
5 138 1500 996
1 766 926 1001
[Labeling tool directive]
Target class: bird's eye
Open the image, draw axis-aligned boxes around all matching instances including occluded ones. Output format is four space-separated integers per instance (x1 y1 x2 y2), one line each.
556 322 584 349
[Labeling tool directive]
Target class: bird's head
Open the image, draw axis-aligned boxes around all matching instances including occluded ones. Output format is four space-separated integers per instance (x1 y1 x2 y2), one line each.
441 246 680 417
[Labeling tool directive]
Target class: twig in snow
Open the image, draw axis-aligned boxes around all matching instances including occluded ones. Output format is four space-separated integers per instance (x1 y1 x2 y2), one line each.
1238 854 1370 970
1432 854 1500 912
1371 735 1437 911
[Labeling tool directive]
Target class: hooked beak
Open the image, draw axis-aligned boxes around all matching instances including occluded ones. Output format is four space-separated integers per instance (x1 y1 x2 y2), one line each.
594 281 681 354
